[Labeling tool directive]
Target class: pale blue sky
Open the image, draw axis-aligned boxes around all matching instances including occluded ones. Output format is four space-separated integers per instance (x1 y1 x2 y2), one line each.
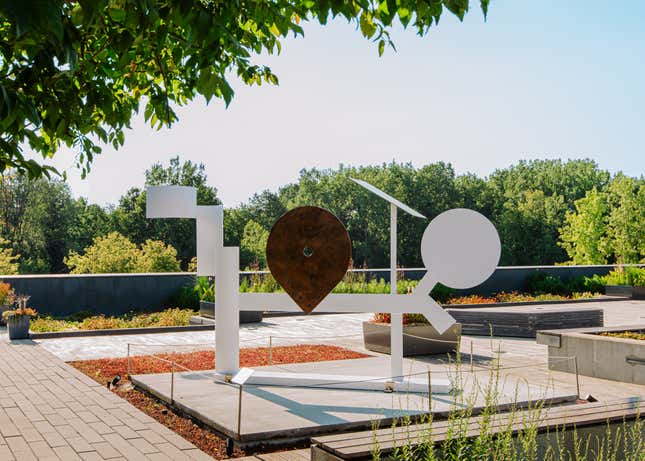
42 0 644 206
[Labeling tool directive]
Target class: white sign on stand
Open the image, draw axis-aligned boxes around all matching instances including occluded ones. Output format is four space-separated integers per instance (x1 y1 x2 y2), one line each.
146 185 501 394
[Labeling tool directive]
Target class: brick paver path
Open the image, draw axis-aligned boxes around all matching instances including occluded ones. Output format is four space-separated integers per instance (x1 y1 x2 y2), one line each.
0 339 212 460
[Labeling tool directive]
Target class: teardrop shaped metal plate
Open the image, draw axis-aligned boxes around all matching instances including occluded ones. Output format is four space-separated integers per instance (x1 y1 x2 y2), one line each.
266 206 351 313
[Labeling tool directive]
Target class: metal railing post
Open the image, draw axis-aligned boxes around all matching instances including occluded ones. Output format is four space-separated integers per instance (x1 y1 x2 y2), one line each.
269 336 273 365
127 344 131 377
237 384 243 437
171 362 175 404
470 342 474 372
427 369 432 413
573 356 580 399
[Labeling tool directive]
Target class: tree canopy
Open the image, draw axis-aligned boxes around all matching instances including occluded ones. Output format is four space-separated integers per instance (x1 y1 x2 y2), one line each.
0 0 489 178
1 157 642 274
560 175 645 264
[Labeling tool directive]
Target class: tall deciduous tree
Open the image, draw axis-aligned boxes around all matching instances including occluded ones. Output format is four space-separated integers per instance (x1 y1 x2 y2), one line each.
0 173 77 272
559 175 645 264
0 237 19 274
0 0 489 178
605 175 645 263
240 220 270 269
559 189 610 265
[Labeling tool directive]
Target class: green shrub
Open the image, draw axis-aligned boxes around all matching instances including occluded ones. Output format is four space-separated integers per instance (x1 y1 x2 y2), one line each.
30 316 76 332
526 272 605 296
138 240 181 272
65 232 181 273
566 275 606 294
526 272 568 295
631 268 645 286
430 283 454 303
240 272 282 293
194 276 215 301
170 284 200 309
30 308 196 332
605 267 645 286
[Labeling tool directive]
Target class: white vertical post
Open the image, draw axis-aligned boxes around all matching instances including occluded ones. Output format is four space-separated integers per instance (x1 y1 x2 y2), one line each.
390 203 403 381
215 247 240 375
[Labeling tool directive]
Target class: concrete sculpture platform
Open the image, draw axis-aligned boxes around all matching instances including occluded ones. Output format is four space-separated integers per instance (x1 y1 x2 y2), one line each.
447 305 604 337
132 356 577 446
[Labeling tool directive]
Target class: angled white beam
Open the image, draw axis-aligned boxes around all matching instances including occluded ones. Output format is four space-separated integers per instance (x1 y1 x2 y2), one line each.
350 178 425 218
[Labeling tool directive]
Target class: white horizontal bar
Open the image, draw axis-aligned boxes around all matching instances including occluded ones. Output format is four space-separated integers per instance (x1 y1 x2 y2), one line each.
239 292 457 334
240 293 421 313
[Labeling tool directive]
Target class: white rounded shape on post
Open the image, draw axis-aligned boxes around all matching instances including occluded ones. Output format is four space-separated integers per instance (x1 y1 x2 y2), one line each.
421 209 501 289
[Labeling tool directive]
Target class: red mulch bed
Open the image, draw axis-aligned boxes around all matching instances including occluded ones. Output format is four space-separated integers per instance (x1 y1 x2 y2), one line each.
69 344 368 459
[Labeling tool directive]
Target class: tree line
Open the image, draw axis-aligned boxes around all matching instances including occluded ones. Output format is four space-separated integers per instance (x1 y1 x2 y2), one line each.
0 157 642 274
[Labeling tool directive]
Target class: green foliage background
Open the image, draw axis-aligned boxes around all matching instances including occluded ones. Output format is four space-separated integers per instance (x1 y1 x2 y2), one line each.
0 0 488 177
0 156 642 274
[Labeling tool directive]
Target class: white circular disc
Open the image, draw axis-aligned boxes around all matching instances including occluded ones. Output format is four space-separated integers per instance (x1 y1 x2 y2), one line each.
421 209 501 289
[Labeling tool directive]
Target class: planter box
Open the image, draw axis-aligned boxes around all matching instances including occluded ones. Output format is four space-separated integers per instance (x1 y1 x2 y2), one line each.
447 306 604 338
633 286 645 300
199 301 262 323
537 325 645 385
605 285 633 297
7 316 30 340
363 321 461 356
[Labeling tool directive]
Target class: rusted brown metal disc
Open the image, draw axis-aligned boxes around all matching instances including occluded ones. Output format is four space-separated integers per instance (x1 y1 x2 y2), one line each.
266 206 351 313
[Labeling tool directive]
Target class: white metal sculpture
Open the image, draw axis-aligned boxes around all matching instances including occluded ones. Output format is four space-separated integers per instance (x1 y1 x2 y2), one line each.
146 184 501 394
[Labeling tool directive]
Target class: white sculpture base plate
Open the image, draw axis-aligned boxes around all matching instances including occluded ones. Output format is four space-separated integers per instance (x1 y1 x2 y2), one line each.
217 368 452 394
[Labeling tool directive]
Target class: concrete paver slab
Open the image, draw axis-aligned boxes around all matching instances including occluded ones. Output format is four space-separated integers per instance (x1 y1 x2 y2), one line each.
133 355 578 444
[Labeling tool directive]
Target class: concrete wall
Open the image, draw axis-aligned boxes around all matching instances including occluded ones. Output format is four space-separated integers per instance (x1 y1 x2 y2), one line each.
0 264 640 317
0 273 195 317
538 325 645 385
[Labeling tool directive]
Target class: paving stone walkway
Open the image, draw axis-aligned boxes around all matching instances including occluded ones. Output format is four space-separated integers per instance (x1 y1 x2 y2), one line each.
33 300 645 362
35 314 372 361
0 338 212 460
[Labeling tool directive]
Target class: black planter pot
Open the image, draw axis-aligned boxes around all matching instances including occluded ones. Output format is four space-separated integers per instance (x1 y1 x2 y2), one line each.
7 316 30 340
605 285 633 297
363 321 461 356
634 286 645 300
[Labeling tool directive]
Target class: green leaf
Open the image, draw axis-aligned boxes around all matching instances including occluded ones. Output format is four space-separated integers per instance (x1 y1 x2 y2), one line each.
359 11 377 39
444 0 469 21
378 39 385 57
481 0 490 20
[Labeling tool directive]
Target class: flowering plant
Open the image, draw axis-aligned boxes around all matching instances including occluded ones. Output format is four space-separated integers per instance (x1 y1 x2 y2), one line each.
2 306 37 321
0 281 15 306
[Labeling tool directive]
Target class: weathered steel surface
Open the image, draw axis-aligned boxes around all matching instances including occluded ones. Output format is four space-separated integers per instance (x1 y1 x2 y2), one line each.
266 206 351 313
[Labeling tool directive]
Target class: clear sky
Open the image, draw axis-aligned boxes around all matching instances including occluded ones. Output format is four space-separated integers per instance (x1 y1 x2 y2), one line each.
39 0 645 207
